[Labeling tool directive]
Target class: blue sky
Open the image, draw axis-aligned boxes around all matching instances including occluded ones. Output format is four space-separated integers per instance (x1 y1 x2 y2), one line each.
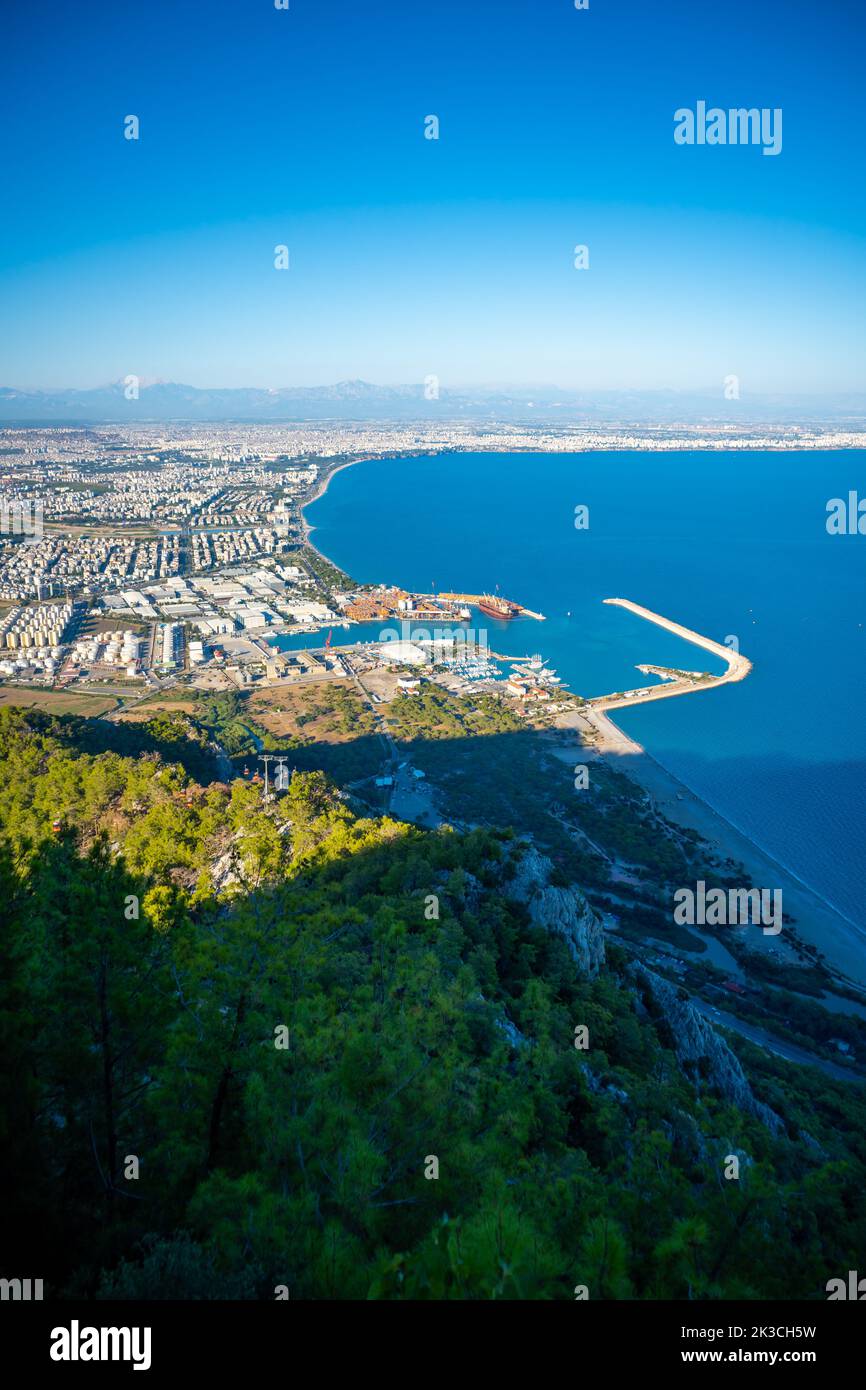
1 0 865 392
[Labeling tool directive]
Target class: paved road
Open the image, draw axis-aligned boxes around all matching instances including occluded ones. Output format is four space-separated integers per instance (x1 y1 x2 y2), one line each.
347 665 397 763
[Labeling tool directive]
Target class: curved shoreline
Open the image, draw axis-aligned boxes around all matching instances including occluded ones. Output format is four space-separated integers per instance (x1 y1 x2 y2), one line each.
302 455 375 550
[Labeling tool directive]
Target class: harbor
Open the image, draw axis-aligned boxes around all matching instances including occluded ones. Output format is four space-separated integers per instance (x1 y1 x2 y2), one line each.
596 596 752 711
435 592 546 620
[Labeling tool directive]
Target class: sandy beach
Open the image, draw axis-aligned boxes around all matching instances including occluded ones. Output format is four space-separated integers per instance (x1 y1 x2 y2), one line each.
560 706 866 992
630 750 866 979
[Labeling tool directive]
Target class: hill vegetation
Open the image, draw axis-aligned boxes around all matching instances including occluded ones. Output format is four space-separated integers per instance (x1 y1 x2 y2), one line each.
1 704 864 1300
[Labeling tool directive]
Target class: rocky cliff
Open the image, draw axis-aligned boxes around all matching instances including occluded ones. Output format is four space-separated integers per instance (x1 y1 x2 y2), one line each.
505 845 606 977
629 963 784 1134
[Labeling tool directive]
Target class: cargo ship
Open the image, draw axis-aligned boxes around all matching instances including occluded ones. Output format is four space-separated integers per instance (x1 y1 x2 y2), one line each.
478 593 520 620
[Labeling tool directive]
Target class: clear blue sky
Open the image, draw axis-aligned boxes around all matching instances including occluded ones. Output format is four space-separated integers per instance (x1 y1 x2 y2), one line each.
1 0 864 392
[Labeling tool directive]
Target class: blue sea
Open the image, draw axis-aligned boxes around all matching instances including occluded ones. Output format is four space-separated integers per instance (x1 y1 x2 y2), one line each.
304 450 866 931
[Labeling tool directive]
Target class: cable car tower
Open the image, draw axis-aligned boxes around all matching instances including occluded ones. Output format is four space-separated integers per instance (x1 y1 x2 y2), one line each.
274 757 290 792
257 754 276 802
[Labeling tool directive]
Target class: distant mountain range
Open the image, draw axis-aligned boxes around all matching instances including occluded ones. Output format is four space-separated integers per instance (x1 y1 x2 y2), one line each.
1 379 864 425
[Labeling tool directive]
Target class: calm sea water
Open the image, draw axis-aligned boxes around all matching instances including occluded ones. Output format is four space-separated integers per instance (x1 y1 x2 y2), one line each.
305 450 866 929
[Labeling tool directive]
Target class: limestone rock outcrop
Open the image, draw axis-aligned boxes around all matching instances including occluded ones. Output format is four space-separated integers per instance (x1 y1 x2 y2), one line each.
630 963 784 1134
505 845 605 977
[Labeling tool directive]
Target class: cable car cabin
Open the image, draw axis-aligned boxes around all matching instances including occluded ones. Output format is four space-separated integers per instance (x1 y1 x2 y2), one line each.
51 819 62 835
171 789 198 806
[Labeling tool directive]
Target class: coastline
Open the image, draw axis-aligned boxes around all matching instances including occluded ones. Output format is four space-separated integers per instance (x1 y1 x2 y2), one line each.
558 701 866 988
301 455 373 552
301 452 866 992
576 675 866 988
618 747 866 990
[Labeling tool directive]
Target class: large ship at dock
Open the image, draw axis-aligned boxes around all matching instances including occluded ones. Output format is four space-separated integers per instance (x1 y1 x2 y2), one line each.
477 593 520 620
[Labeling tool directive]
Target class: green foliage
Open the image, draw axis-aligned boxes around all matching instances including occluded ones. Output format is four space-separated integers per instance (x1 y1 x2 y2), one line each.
96 1233 259 1300
385 686 524 742
1 705 865 1301
195 691 263 757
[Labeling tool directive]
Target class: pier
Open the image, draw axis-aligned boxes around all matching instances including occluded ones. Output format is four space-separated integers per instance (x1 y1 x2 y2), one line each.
602 597 752 685
567 599 753 760
587 598 751 722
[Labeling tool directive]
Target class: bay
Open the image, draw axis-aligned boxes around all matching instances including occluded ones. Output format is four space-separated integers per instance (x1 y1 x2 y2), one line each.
305 449 866 932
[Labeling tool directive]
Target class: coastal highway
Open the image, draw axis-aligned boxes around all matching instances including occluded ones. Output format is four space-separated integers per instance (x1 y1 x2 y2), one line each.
692 999 863 1085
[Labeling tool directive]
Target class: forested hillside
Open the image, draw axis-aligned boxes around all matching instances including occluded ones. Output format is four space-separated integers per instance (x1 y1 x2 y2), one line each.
1 705 864 1300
